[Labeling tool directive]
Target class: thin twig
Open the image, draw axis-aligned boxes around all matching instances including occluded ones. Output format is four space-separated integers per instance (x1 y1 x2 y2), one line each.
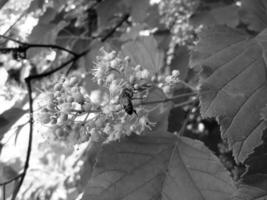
100 14 130 42
10 79 33 200
3 184 5 200
66 13 130 74
139 98 196 106
0 173 22 186
178 80 197 91
0 34 23 44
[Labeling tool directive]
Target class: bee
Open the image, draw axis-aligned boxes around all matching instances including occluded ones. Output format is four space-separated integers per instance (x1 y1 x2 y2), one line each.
119 88 137 115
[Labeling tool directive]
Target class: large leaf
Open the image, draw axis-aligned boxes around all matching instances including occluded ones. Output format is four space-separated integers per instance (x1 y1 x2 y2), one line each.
232 131 267 199
122 36 164 74
82 132 235 199
190 25 267 163
0 107 26 142
239 0 267 32
27 21 67 58
190 4 239 28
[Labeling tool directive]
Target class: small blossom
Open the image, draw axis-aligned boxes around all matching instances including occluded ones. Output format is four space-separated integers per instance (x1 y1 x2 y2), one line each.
140 69 150 79
135 64 142 71
172 70 180 77
60 103 72 113
138 116 157 132
90 90 109 105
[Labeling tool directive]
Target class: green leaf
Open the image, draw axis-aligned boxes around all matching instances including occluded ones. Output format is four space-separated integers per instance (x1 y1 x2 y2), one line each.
0 107 26 141
28 21 67 44
27 0 45 13
232 132 267 199
82 132 235 200
239 0 267 32
96 0 124 29
122 36 164 74
27 20 67 58
190 5 239 28
232 186 267 200
190 25 267 163
169 45 190 81
122 0 150 23
0 161 19 199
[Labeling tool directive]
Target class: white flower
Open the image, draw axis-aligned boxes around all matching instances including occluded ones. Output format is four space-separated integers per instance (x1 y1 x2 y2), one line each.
138 116 156 132
90 90 109 105
172 70 180 77
92 63 107 80
140 69 150 79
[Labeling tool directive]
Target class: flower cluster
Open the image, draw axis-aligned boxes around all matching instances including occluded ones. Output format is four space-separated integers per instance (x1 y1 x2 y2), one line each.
36 75 93 146
88 48 179 141
158 0 202 63
36 48 181 146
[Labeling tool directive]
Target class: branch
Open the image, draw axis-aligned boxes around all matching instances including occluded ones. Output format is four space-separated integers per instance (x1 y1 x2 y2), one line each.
0 37 78 56
10 80 33 200
138 97 197 106
100 13 130 42
0 35 23 44
0 173 22 186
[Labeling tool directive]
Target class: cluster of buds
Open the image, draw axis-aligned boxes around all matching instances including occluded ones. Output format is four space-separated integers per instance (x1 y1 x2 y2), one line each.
36 48 181 146
36 75 94 145
158 0 201 64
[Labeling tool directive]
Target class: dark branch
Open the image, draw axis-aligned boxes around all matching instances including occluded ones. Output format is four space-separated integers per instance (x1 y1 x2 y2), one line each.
101 13 130 42
0 39 78 56
10 79 33 200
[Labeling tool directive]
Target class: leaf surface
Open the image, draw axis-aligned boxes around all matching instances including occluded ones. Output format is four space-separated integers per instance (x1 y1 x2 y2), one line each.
232 131 267 199
122 36 164 73
239 0 267 32
82 132 235 200
190 5 239 28
191 25 267 163
0 107 26 142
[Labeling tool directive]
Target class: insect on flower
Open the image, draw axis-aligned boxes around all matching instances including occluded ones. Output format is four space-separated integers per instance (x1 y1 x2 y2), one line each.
119 88 137 115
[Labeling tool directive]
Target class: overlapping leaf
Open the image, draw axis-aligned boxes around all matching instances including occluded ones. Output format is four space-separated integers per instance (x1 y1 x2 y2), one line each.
191 25 267 163
82 130 235 200
0 161 19 199
122 36 164 74
239 0 267 32
232 131 267 199
0 107 26 142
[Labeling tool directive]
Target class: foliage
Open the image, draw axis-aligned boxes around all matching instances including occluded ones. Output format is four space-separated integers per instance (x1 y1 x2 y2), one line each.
1 0 267 200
